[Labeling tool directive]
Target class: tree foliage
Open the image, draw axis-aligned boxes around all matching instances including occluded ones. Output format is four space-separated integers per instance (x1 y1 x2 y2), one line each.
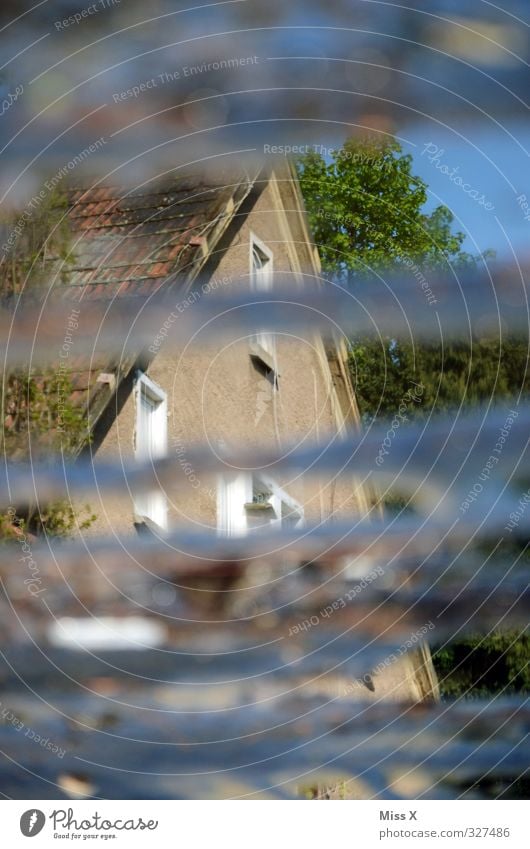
349 336 529 424
296 137 527 423
297 137 474 282
0 187 95 539
2 369 88 458
0 188 73 297
434 630 530 697
298 136 529 702
0 369 95 538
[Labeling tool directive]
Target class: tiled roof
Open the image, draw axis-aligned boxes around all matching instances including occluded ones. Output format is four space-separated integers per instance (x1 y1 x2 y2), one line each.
64 173 252 297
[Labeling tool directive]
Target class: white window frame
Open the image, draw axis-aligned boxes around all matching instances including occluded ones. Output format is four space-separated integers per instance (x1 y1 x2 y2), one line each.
256 473 305 530
249 233 278 374
217 471 304 536
217 472 253 537
134 370 168 530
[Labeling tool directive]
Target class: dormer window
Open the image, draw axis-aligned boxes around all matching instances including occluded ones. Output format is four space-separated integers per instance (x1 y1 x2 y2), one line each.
252 241 273 289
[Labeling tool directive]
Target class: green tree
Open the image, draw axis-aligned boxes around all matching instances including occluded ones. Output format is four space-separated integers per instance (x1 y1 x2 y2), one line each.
434 629 530 698
349 336 529 424
298 137 529 705
297 137 473 283
297 138 527 423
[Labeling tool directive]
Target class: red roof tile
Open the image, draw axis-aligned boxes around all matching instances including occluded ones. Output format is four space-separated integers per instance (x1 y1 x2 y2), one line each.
64 178 245 295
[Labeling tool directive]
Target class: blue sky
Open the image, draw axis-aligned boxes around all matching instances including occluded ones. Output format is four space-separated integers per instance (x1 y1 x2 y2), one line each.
402 120 530 261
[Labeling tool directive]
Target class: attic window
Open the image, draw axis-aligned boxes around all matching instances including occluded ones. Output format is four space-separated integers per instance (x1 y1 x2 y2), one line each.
249 234 277 377
133 371 168 530
252 243 272 283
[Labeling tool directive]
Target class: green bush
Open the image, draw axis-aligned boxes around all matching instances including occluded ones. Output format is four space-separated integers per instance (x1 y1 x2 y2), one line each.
433 630 530 698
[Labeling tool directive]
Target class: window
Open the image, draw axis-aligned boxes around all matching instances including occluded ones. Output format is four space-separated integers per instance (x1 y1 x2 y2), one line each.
217 472 303 536
216 472 252 537
252 474 304 531
250 234 277 373
252 240 273 291
134 371 168 529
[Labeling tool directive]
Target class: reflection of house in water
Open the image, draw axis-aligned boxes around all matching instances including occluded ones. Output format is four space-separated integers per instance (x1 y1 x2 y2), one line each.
0 158 447 798
1 163 439 796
